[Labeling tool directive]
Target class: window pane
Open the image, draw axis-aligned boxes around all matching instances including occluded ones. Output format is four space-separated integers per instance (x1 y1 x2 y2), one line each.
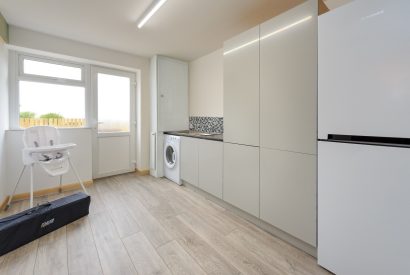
19 81 85 128
98 73 130 133
23 59 82 81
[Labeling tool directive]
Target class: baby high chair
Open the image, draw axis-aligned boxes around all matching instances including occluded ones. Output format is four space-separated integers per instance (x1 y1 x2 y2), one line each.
6 126 88 209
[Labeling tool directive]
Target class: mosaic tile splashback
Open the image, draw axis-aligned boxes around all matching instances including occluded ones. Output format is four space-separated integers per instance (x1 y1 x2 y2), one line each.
189 116 223 133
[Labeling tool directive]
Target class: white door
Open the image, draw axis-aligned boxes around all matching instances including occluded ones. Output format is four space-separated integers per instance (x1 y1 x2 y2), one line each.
91 66 136 178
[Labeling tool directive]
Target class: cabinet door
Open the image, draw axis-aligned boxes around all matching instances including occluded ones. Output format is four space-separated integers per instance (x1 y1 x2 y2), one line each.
223 26 259 146
260 147 316 246
198 139 223 198
157 56 189 132
260 0 317 154
223 143 259 216
180 137 198 186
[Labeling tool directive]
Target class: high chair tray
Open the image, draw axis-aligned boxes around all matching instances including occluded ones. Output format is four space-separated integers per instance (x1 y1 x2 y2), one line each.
23 143 77 154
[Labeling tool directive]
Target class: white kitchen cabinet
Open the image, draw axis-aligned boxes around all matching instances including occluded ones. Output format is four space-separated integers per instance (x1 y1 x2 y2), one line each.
260 0 317 155
223 26 259 146
260 147 316 246
155 56 189 132
198 139 223 199
180 137 198 186
223 143 259 217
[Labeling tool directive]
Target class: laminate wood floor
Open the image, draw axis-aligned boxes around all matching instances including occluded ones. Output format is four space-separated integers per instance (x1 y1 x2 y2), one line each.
0 173 331 275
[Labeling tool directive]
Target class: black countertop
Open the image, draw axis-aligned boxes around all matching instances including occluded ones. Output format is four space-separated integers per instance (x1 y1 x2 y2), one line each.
164 130 223 142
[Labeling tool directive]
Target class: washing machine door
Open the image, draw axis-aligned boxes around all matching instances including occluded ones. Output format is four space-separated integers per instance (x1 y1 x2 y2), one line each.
164 144 177 169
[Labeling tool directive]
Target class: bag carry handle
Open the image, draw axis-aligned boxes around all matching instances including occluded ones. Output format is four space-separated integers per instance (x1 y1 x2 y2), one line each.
0 202 51 224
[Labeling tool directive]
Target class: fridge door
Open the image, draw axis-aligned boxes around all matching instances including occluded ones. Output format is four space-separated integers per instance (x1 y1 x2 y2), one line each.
318 0 410 139
318 141 410 275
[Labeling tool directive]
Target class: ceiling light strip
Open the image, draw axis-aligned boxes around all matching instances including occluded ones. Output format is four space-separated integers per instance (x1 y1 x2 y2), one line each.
137 0 168 29
223 38 260 56
223 15 312 56
260 15 312 40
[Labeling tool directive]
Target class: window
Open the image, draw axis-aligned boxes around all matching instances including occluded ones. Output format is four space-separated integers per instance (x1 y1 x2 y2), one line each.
97 73 130 133
16 55 86 128
23 59 83 81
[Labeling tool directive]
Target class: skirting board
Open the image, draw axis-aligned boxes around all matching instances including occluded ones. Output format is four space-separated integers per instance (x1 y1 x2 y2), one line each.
182 180 317 257
135 169 150 176
0 180 93 210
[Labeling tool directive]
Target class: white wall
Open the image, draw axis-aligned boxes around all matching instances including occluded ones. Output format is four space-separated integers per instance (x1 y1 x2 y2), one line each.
189 49 223 117
0 39 8 201
8 26 151 171
5 129 92 194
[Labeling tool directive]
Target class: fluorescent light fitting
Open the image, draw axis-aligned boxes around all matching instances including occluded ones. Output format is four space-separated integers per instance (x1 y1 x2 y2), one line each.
223 15 312 56
137 0 168 29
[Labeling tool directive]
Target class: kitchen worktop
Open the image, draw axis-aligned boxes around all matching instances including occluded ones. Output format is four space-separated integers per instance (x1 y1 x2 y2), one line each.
164 130 223 142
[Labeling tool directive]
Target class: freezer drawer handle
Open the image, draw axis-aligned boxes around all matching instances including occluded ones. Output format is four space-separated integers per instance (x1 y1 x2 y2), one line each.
320 134 410 148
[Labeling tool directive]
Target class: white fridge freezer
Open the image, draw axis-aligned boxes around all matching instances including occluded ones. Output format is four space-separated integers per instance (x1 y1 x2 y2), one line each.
318 0 410 273
318 141 410 275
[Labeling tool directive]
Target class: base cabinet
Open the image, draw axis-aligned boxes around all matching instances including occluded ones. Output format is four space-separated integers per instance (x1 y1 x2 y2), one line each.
198 139 223 198
260 148 316 246
223 143 259 217
180 137 198 186
181 137 223 198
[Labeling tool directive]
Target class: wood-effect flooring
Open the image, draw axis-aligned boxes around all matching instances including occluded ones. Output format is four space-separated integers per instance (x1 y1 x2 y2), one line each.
0 173 331 275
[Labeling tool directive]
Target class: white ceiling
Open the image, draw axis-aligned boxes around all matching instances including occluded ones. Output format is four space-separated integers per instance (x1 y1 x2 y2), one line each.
0 0 305 61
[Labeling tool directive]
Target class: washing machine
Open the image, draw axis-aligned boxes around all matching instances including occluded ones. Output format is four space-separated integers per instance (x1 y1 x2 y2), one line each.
163 135 181 185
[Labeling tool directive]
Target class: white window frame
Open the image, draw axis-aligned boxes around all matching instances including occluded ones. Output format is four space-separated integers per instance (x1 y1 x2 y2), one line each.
9 51 91 129
18 54 86 85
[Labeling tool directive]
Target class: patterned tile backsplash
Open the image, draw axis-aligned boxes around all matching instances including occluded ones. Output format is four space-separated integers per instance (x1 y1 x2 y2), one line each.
189 116 223 133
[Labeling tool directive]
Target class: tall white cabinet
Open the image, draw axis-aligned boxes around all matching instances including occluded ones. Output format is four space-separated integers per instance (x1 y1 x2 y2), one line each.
150 56 188 177
223 0 317 248
223 25 260 217
259 0 318 247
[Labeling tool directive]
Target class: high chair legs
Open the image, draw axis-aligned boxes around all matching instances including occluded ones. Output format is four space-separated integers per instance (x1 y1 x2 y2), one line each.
59 175 63 193
6 166 26 210
6 159 88 211
29 164 34 208
68 158 88 195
